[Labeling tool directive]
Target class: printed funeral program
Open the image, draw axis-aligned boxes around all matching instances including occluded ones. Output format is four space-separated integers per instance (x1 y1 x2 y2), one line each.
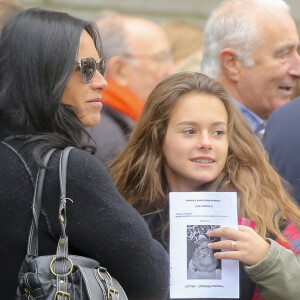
169 192 239 299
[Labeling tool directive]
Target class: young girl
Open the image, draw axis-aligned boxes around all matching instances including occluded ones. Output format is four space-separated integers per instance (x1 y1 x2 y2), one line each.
111 72 300 300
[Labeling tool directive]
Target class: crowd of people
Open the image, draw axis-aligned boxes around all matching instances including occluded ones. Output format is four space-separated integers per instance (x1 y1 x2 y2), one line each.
1 0 300 299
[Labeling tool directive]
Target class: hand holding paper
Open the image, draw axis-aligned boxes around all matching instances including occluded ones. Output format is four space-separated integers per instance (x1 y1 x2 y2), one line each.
169 191 239 299
207 225 271 266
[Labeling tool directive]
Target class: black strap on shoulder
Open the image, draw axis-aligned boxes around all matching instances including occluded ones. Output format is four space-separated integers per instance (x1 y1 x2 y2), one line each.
1 140 75 258
27 146 74 257
28 148 57 256
58 146 73 243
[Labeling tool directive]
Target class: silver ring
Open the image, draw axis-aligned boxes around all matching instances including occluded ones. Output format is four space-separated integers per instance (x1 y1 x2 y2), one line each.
231 241 237 251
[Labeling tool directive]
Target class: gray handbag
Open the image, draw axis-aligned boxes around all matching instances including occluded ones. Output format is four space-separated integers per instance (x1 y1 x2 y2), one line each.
16 146 128 300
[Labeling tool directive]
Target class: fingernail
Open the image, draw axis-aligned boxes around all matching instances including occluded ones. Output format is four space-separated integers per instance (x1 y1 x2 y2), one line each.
207 243 212 248
206 231 212 236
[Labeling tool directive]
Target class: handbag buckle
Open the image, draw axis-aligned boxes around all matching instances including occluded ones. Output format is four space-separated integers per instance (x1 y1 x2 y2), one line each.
108 288 119 299
54 290 71 300
50 257 73 276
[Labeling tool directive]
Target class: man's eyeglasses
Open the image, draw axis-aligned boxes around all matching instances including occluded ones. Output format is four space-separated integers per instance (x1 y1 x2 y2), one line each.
76 57 107 83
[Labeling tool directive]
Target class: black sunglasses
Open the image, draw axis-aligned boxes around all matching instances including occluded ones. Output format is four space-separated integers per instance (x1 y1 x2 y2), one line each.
76 57 107 83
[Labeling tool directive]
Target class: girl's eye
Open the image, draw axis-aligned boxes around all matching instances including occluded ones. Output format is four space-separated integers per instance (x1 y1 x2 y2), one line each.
212 130 225 136
182 129 196 135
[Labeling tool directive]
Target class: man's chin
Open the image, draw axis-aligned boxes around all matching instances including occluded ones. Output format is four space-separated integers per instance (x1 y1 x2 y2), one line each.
271 96 291 111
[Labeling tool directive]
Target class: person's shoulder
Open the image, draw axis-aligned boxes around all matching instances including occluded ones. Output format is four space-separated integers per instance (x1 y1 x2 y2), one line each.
265 98 300 139
269 97 300 120
88 106 134 139
64 147 117 188
279 97 300 111
67 148 106 171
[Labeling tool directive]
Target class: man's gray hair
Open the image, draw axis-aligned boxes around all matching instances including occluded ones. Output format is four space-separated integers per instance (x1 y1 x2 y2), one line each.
201 0 290 78
97 16 130 59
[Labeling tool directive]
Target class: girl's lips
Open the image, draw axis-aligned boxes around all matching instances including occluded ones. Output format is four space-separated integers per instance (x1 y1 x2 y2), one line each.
191 158 214 163
191 156 215 163
191 157 215 167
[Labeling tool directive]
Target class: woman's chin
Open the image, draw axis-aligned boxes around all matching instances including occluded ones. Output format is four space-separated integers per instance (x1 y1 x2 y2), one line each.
81 114 101 127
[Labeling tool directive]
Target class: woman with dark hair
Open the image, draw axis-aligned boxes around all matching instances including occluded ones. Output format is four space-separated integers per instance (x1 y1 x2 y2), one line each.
0 8 169 299
111 72 300 299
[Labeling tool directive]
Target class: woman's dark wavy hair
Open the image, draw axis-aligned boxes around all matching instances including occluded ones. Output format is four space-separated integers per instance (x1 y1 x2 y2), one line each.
0 8 103 163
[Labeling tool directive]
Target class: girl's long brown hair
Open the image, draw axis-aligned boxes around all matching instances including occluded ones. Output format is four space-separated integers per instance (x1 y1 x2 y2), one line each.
111 72 300 242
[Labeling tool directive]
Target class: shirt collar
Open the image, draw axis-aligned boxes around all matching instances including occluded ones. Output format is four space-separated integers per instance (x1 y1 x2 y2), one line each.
232 99 265 136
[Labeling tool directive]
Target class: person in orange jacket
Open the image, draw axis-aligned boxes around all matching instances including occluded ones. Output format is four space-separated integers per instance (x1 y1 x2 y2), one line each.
88 15 174 167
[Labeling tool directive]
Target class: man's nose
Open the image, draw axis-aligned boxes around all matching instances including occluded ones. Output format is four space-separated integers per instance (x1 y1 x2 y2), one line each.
289 51 300 78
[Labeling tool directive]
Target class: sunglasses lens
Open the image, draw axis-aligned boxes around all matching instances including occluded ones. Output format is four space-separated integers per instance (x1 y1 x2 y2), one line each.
81 58 96 82
97 57 107 77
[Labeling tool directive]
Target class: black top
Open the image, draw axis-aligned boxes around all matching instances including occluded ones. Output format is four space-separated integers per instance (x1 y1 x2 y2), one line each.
0 132 169 300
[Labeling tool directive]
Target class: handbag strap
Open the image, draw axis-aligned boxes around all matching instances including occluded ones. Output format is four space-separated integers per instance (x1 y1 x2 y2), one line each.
56 146 73 259
27 146 74 257
27 148 57 256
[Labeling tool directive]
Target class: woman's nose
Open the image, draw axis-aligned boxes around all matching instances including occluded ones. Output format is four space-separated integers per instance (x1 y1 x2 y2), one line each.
92 71 107 91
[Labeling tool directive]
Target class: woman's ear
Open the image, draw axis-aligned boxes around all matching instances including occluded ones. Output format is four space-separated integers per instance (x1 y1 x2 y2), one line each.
219 48 241 82
106 56 129 86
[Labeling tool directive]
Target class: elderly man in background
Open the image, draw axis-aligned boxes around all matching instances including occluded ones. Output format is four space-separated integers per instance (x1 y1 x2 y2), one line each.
88 15 173 166
201 0 300 137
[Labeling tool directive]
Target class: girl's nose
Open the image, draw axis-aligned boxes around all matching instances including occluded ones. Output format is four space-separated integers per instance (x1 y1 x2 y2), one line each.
197 133 212 149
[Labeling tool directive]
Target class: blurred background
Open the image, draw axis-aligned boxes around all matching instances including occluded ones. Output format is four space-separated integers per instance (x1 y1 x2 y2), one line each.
16 0 300 27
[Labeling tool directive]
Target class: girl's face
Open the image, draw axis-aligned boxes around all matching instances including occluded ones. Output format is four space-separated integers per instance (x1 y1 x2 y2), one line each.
62 30 107 127
162 91 229 191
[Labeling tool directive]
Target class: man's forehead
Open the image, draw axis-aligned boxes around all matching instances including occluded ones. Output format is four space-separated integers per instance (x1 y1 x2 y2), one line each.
124 21 170 51
253 11 298 51
256 9 297 34
128 35 171 57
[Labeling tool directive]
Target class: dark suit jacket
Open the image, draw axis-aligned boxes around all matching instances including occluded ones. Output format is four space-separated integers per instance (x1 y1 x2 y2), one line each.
264 96 300 206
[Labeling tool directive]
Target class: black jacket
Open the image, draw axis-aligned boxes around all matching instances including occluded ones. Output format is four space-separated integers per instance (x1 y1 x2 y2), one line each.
0 133 169 300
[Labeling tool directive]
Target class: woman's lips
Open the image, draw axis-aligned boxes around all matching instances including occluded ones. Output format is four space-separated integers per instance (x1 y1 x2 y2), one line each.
86 98 102 108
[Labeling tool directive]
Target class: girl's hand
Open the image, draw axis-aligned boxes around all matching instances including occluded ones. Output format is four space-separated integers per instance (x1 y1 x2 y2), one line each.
207 225 270 266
